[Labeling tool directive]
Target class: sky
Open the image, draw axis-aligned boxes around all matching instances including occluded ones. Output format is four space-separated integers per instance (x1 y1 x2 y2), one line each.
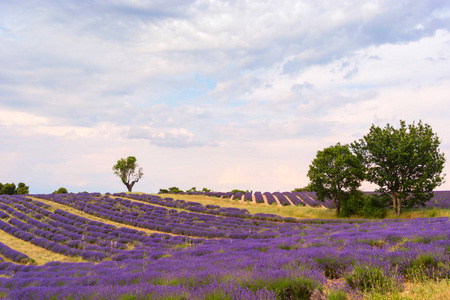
1 0 450 194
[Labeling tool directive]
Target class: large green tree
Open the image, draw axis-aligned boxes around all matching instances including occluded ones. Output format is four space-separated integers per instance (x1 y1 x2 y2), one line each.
113 156 144 192
352 120 445 216
307 143 365 215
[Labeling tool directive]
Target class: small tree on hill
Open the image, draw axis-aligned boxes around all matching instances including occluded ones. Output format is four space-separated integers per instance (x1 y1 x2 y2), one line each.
168 186 183 194
352 120 446 216
307 143 365 215
113 156 143 192
16 182 29 195
186 187 198 193
53 187 68 194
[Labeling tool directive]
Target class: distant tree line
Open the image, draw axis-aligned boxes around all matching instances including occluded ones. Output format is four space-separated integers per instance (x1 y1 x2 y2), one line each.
0 182 29 195
158 187 212 194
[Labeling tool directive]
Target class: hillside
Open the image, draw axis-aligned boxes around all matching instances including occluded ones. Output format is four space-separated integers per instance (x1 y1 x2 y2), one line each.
0 192 449 299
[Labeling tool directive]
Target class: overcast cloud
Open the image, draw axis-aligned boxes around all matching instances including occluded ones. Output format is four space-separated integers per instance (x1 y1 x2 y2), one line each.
1 0 450 193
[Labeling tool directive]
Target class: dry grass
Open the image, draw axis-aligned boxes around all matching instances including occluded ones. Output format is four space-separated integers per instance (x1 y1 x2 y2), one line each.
0 229 85 265
365 279 450 300
154 193 338 219
386 208 450 219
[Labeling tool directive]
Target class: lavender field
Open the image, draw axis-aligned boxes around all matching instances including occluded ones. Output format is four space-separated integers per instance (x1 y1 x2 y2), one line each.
183 190 450 209
0 193 449 299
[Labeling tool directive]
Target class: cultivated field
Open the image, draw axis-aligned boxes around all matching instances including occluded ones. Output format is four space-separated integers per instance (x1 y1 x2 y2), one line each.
0 192 449 299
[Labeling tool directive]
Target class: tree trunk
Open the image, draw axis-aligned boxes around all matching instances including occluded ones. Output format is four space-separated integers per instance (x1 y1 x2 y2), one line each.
333 194 340 215
392 192 401 216
391 192 397 213
125 182 134 192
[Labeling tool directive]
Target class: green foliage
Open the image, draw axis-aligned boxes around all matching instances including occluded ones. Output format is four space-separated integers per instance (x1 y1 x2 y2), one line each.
277 278 322 300
231 189 251 194
244 276 322 300
52 187 68 194
168 187 183 193
340 192 389 219
352 120 446 216
186 187 197 193
313 256 350 279
158 189 169 194
0 182 29 195
0 183 16 195
344 265 402 294
326 290 347 300
16 182 29 195
112 156 144 192
202 187 211 193
307 143 365 215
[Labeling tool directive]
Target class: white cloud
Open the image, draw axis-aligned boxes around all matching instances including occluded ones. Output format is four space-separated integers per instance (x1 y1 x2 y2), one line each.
0 1 449 192
0 110 48 127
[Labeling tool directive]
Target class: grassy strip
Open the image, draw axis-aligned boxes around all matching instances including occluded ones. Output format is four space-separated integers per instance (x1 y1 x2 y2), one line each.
365 278 450 300
150 193 450 220
385 207 450 219
152 193 338 219
0 229 84 265
110 194 191 214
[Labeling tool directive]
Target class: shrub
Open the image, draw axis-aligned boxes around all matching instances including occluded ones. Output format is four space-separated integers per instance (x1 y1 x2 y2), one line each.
344 264 402 294
340 192 388 219
52 187 68 194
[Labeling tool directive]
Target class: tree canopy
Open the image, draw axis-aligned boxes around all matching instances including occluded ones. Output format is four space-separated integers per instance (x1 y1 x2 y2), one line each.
307 143 365 215
352 120 446 216
112 156 143 192
0 182 29 195
52 187 68 194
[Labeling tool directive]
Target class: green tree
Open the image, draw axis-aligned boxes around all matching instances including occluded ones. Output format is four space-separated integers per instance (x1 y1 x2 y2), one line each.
307 143 365 215
112 156 143 192
168 186 183 194
16 182 29 195
0 183 16 195
52 187 68 194
352 120 446 216
186 187 198 193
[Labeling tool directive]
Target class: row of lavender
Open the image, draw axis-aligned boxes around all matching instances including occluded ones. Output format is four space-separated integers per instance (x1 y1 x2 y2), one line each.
0 193 448 299
0 191 407 266
179 190 450 209
0 192 355 266
0 195 199 263
175 190 335 208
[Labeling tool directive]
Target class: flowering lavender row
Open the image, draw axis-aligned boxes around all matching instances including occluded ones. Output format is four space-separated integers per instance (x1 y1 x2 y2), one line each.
34 193 313 239
0 242 30 264
115 192 257 218
426 190 450 209
0 213 449 299
0 195 198 263
180 190 450 209
121 192 339 224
